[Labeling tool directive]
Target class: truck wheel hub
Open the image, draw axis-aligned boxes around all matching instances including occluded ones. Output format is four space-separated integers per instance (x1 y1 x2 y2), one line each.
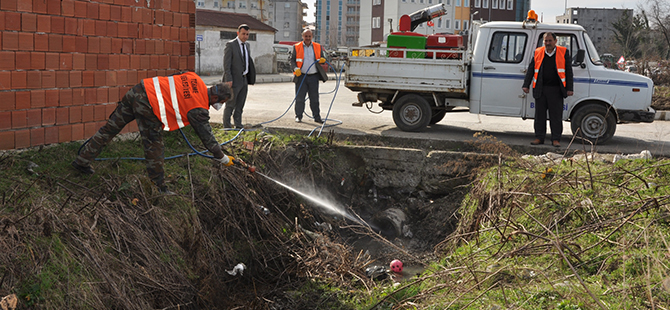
402 105 421 124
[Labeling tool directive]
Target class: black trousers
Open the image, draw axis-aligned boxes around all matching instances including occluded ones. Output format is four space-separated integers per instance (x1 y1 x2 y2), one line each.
534 86 564 142
223 79 248 128
294 73 321 120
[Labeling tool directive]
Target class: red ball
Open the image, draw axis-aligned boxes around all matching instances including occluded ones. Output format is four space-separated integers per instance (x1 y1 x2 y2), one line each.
390 259 403 273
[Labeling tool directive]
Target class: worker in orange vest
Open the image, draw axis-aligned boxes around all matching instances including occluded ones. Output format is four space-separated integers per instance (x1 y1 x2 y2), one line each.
72 72 235 194
523 32 574 148
289 29 328 123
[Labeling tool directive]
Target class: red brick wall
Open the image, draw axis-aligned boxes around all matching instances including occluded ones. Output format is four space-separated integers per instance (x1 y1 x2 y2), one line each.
0 0 196 150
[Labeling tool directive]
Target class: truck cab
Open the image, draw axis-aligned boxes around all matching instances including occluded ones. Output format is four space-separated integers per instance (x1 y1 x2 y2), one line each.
469 22 654 142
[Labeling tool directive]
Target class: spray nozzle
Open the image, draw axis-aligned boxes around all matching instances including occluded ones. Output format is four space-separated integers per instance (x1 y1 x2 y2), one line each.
232 158 256 173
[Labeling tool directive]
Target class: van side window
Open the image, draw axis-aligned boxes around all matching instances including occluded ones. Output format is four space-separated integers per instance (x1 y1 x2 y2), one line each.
488 32 527 63
537 33 580 65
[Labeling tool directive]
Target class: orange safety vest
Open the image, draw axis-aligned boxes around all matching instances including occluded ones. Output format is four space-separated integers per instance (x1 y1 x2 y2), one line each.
532 45 567 88
294 41 322 75
143 72 209 131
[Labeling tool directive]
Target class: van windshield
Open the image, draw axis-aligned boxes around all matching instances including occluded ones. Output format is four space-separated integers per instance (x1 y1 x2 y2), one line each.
583 32 602 65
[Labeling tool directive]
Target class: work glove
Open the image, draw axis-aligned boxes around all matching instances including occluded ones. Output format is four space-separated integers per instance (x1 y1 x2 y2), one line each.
294 68 302 77
215 155 235 167
319 57 326 64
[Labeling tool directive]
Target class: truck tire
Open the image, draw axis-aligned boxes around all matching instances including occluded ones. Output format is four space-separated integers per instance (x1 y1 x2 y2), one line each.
570 104 616 144
392 94 432 132
430 110 447 125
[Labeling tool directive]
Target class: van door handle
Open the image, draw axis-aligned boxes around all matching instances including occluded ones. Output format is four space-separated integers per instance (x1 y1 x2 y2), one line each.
484 66 496 70
519 94 526 98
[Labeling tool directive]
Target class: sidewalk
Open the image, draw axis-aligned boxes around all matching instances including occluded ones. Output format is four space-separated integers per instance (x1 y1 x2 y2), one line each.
199 73 342 86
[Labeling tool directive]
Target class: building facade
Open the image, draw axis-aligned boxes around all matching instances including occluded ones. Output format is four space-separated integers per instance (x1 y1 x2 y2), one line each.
470 0 520 23
314 0 360 49
556 7 633 54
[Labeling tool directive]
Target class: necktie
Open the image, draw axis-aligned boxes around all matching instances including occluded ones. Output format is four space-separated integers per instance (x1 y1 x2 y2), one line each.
242 43 247 68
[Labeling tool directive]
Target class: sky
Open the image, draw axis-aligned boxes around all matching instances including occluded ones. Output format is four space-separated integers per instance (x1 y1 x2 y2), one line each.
300 0 638 24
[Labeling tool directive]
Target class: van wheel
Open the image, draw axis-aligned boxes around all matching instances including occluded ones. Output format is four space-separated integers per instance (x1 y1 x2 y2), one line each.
392 94 431 132
571 104 616 144
430 110 447 125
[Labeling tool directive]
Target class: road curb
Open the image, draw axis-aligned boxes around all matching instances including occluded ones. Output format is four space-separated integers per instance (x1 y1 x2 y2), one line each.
654 111 670 121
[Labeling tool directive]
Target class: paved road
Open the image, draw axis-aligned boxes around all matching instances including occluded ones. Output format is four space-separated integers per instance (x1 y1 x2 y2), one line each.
204 76 670 157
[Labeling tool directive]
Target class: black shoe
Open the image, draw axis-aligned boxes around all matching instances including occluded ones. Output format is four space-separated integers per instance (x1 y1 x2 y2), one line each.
158 186 176 195
314 118 324 124
71 161 94 175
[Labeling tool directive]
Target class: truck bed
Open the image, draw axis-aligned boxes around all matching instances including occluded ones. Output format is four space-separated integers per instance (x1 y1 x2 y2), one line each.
345 47 469 95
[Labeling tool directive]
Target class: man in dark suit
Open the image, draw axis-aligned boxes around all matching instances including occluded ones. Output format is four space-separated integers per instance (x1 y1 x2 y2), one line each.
523 32 574 148
223 24 256 128
289 29 328 123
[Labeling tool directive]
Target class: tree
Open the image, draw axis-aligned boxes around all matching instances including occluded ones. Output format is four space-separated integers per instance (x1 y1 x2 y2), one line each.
642 0 670 59
610 11 647 59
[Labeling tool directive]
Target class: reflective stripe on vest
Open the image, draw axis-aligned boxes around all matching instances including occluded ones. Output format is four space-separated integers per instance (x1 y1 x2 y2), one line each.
294 42 321 75
532 45 567 88
143 72 209 131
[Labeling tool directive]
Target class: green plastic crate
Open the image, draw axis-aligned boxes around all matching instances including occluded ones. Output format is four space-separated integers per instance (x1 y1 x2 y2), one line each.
387 33 426 59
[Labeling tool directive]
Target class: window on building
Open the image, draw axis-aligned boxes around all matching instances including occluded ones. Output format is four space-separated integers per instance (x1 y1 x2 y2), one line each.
445 19 450 28
475 0 480 7
373 0 381 4
483 0 488 8
213 1 218 7
285 2 291 7
196 1 204 7
284 22 290 28
372 16 380 28
227 1 234 8
464 0 469 6
455 20 460 30
429 0 432 3
456 0 460 6
573 10 578 14
507 0 512 9
463 20 468 30
446 0 450 4
239 1 246 8
492 0 497 9
420 0 424 3
220 31 236 40
437 18 442 28
284 31 290 37
488 31 527 63
251 2 258 8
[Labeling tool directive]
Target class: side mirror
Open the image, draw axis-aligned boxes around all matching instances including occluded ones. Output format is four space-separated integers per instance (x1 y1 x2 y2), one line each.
575 49 585 64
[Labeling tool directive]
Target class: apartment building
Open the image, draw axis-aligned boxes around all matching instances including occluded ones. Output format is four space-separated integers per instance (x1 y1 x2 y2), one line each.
314 0 360 49
556 7 633 54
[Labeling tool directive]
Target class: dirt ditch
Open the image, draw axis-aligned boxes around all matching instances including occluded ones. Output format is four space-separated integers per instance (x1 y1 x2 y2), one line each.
0 134 502 309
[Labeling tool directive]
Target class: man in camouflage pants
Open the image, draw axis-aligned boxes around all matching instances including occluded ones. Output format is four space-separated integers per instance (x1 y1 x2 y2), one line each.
72 73 234 194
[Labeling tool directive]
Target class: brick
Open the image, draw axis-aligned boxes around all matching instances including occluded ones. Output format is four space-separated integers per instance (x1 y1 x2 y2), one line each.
44 126 58 145
0 112 10 129
62 35 75 53
3 32 18 50
36 15 50 33
48 34 62 52
155 41 164 55
117 21 127 38
85 54 97 70
31 127 44 146
187 0 195 13
82 105 94 122
116 70 126 86
121 6 131 22
18 32 34 50
21 13 37 32
94 71 106 87
181 42 189 56
140 55 150 69
74 0 87 17
118 54 129 69
30 90 45 108
69 106 81 123
105 71 117 86
0 12 5 31
12 71 26 89
82 19 95 36
72 88 84 105
82 71 94 87
74 36 87 53
106 21 117 37
170 55 178 69
97 54 109 70
97 88 108 103
51 16 65 34
61 0 74 16
100 37 111 52
134 39 145 54
121 38 132 53
146 40 155 54
183 13 190 27
0 51 15 71
126 70 137 85
173 13 181 27
33 33 48 51
69 71 81 87
17 0 32 11
72 54 85 70
104 102 114 116
111 38 122 53
32 0 47 13
26 71 41 89
108 54 119 69
85 89 96 104
45 89 58 107
130 55 140 69
12 110 27 128
42 107 55 125
110 5 121 20
71 123 84 141
164 12 172 26
146 70 156 78
99 3 110 20
150 55 159 68
47 0 60 15
59 89 72 105
171 27 179 41
95 20 107 36
41 71 55 88
59 53 73 70
0 131 15 150
93 104 108 120
127 22 138 38
64 17 77 35
16 52 30 70
87 36 99 54
109 87 119 102
45 52 58 69
14 129 30 149
131 7 142 23
137 70 147 80
0 90 14 110
58 125 72 143
26 108 41 127
83 121 97 137
5 12 21 31
55 107 68 125
15 91 30 109
0 72 10 91
87 2 99 19
1 0 17 10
